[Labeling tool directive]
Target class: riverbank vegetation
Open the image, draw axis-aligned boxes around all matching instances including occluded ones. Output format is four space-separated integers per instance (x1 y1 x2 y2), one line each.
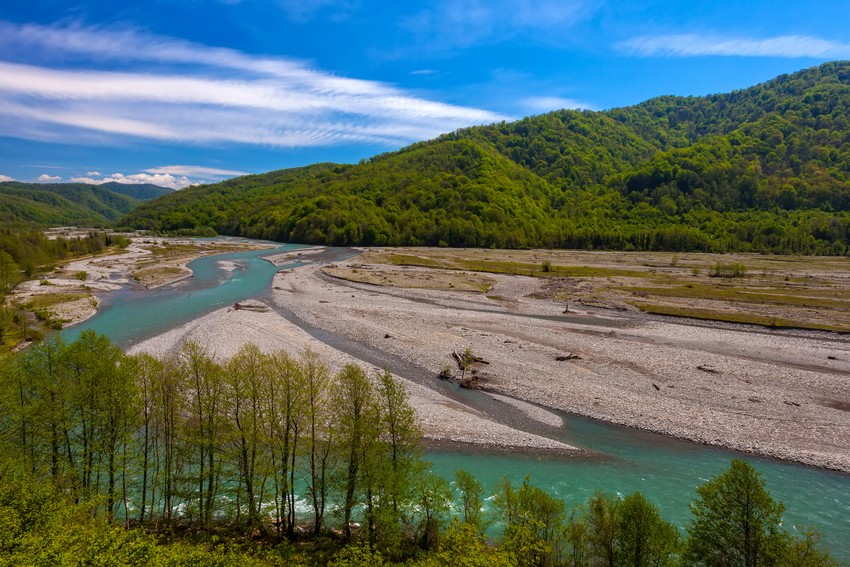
123 62 850 255
0 333 839 565
0 230 130 353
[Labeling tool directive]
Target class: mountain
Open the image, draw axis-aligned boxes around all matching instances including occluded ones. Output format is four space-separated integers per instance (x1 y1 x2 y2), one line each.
122 62 850 254
99 182 173 201
0 181 170 228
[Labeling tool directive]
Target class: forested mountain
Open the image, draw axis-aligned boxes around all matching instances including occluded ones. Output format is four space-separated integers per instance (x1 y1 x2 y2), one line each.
122 61 850 254
0 181 171 228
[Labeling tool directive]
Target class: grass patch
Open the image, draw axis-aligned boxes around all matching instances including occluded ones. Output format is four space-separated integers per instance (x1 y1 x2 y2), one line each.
323 266 494 293
624 284 850 310
385 254 444 269
382 251 649 279
21 292 87 310
631 302 848 332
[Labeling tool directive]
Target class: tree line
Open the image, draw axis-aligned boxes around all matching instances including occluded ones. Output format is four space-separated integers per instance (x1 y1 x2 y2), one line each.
0 333 840 565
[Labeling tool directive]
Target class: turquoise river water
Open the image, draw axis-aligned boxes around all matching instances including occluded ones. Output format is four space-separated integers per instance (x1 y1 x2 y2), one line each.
63 241 850 559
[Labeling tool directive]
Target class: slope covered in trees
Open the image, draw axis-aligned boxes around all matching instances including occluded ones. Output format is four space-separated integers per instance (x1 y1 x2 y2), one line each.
0 181 171 228
122 61 850 254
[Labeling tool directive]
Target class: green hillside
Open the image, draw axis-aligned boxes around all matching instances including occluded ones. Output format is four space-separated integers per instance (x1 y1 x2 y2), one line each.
122 61 850 254
0 181 170 228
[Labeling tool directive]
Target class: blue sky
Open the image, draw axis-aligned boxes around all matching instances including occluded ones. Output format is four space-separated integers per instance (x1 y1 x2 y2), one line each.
2 0 850 189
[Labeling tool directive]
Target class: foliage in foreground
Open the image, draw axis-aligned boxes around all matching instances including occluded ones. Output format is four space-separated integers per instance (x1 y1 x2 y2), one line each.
0 334 840 565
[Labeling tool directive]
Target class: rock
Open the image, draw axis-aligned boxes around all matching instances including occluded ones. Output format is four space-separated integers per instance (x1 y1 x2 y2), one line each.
384 333 392 338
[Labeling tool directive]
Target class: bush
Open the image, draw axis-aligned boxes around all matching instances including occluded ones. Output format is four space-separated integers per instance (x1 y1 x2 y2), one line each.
710 262 747 278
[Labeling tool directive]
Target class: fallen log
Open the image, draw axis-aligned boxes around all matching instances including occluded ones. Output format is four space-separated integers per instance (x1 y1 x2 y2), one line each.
556 353 581 361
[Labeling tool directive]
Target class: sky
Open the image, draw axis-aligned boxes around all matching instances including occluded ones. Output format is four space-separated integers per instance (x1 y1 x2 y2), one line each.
2 1 850 189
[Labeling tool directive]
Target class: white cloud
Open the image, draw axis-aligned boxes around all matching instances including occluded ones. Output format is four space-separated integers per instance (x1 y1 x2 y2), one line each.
401 0 600 50
0 21 507 149
521 96 595 113
37 174 61 182
71 172 194 190
145 165 249 178
0 174 13 182
86 171 101 176
616 34 850 59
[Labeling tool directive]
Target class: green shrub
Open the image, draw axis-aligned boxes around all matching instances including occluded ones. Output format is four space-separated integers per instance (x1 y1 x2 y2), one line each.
710 262 747 278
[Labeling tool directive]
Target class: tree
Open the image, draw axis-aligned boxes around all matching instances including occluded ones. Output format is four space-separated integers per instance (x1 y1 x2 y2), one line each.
330 364 377 540
178 342 225 528
685 459 787 566
224 344 269 534
586 491 618 567
615 492 679 567
495 475 566 567
454 469 485 533
370 369 423 550
300 349 333 535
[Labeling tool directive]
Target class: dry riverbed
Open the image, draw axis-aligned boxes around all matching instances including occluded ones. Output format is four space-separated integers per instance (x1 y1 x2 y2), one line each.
274 248 850 472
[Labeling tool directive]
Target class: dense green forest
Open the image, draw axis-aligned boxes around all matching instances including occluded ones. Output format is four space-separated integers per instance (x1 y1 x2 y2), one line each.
0 181 171 229
122 61 850 254
0 334 838 565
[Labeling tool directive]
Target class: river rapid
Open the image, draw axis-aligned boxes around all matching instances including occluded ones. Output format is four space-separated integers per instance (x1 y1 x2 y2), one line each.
63 240 850 559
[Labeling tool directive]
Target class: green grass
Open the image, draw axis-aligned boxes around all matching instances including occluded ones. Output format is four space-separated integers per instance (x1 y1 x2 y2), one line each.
387 254 648 279
22 292 88 310
624 284 850 310
631 303 848 332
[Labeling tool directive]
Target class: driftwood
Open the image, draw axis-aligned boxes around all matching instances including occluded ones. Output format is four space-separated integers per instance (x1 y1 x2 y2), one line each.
697 365 720 374
555 353 581 361
652 383 660 391
232 302 270 313
452 349 490 369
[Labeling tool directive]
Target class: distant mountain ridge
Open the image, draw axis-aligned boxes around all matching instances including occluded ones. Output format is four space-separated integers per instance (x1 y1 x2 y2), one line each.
0 181 172 228
118 60 850 253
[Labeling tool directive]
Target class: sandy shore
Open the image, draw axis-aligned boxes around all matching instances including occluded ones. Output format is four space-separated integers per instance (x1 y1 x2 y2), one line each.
267 259 850 472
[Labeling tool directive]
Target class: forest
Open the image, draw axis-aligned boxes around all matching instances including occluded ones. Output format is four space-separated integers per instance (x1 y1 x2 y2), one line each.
0 181 171 229
121 61 850 255
0 333 839 565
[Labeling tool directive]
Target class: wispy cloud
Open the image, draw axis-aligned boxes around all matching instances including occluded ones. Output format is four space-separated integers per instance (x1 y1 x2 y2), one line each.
401 0 600 50
0 174 13 182
0 21 507 149
521 96 596 113
37 174 61 182
70 172 194 190
146 165 249 178
616 34 850 59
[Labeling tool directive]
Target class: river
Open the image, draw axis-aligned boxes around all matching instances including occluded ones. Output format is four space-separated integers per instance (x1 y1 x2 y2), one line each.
64 240 850 559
